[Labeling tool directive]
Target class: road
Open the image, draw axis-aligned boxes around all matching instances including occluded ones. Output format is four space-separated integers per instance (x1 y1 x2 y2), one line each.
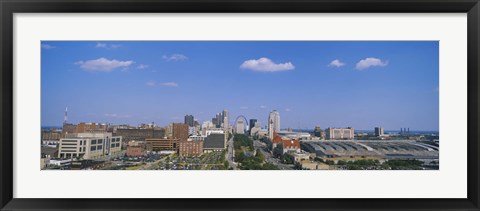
226 136 237 169
253 139 294 170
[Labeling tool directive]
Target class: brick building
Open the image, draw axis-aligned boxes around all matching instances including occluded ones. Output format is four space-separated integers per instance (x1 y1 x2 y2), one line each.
179 139 203 157
172 123 189 142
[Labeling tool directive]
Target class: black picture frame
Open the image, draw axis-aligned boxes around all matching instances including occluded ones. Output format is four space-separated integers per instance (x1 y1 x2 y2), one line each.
1 0 479 210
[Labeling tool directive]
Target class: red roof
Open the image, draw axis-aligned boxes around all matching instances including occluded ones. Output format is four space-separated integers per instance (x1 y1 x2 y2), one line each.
282 140 300 149
272 135 283 144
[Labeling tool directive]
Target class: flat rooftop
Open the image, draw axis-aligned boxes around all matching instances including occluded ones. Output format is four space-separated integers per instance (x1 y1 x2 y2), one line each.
301 140 438 159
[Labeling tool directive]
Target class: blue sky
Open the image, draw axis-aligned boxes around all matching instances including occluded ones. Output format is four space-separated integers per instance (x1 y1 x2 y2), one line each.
41 41 439 131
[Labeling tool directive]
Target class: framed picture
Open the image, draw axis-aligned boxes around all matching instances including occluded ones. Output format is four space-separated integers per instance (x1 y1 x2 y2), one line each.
1 0 479 210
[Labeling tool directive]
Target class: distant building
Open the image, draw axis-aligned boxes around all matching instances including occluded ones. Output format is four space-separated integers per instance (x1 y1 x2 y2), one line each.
325 127 354 140
188 126 195 136
114 128 165 142
184 115 194 127
179 139 203 157
74 122 108 133
313 126 325 139
268 110 280 139
62 123 76 135
41 130 62 141
145 138 179 152
173 123 189 142
277 131 311 140
203 133 225 152
222 109 229 136
249 119 257 133
58 132 122 159
250 122 261 136
126 140 145 157
374 127 385 137
235 117 246 134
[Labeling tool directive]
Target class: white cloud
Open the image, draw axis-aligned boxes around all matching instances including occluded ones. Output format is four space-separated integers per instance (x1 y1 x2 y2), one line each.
96 42 121 49
104 113 117 117
162 54 188 62
104 113 132 118
146 81 156 87
137 64 149 69
240 106 248 110
240 57 294 72
41 44 55 49
96 42 107 48
159 82 179 87
328 59 345 67
110 44 121 49
75 57 134 72
355 57 388 70
260 105 267 109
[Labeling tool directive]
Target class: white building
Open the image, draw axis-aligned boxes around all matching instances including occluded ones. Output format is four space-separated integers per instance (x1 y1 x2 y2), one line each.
250 122 261 137
325 127 354 140
222 109 229 136
235 118 246 134
277 131 312 140
268 110 280 139
58 132 122 159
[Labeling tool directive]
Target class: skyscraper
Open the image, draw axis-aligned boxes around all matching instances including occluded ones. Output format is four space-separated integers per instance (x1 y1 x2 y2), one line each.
184 115 194 127
374 127 384 137
268 110 280 139
222 109 229 133
63 107 68 125
249 119 257 133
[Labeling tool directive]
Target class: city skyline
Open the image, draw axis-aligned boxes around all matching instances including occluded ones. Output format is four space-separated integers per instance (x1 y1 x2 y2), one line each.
42 41 439 131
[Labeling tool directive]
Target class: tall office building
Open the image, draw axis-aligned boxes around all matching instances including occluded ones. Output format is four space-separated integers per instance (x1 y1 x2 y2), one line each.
222 109 229 136
249 119 257 133
268 110 280 139
173 123 189 142
184 115 194 127
374 127 384 137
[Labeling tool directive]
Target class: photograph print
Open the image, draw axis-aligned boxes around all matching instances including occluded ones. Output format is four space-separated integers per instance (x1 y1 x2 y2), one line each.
41 41 439 170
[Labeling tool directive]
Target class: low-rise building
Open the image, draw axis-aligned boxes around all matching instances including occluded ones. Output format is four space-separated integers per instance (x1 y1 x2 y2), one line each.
126 146 145 157
41 130 62 141
286 151 311 163
114 128 165 142
145 138 179 152
203 133 225 152
281 139 301 154
58 132 122 159
300 160 330 170
179 139 203 157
